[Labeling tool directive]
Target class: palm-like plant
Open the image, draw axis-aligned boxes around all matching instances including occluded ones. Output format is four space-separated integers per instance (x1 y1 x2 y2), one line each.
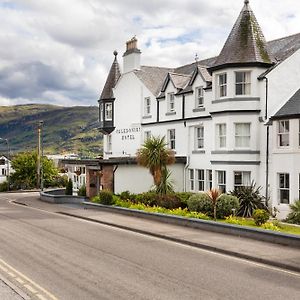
206 188 222 221
155 167 174 195
136 136 175 191
286 200 300 225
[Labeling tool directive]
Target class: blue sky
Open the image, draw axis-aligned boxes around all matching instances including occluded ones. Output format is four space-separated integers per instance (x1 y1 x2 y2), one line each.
0 0 299 106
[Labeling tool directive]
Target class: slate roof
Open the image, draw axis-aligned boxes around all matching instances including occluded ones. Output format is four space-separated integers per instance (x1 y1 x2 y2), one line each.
169 73 191 89
99 52 121 101
210 1 274 71
272 88 300 119
134 66 173 97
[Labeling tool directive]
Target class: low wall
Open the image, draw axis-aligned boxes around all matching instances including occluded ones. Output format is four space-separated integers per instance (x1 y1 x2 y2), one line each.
40 189 86 204
83 202 300 248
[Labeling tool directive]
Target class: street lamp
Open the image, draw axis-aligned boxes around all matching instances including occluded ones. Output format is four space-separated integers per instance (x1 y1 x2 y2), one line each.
0 138 10 191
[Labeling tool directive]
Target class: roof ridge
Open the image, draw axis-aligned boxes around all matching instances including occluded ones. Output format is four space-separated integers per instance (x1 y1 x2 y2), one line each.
267 32 300 44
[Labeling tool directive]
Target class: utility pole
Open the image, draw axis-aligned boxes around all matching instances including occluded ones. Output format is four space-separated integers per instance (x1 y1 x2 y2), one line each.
37 121 44 190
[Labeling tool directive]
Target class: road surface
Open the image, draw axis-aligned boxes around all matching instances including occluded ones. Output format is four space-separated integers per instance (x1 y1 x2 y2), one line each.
0 193 299 299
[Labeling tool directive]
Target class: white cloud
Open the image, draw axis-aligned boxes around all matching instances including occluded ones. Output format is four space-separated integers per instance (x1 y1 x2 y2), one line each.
0 0 300 106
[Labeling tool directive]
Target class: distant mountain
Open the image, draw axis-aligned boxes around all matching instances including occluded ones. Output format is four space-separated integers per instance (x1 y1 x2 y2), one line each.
0 104 102 157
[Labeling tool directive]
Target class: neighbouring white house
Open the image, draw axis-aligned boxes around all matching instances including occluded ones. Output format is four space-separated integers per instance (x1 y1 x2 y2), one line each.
96 0 300 219
0 155 13 184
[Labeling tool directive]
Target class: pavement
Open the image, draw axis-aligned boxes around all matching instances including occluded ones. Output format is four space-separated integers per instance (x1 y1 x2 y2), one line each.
8 192 299 275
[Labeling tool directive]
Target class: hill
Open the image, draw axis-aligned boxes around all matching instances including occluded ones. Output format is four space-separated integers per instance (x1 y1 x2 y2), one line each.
0 104 102 157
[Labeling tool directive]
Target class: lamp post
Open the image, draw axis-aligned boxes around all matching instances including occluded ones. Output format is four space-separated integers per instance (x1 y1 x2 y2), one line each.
0 138 10 191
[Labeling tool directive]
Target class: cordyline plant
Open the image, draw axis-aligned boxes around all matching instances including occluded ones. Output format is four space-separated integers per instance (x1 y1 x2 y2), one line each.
136 136 175 193
206 188 222 221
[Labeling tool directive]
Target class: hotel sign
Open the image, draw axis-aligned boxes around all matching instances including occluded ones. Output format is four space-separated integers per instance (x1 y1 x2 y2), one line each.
116 127 141 140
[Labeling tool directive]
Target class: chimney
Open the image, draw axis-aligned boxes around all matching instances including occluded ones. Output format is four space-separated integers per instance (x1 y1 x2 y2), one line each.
123 36 141 73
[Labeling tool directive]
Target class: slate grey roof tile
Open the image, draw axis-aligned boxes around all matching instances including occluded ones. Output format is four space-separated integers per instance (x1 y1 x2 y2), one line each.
272 88 300 119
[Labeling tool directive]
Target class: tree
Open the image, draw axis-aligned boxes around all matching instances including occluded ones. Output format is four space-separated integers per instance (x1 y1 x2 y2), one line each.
206 188 222 221
136 136 175 193
65 179 73 195
11 151 58 189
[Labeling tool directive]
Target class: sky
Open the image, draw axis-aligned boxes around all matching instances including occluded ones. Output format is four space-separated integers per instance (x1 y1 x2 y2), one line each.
0 0 300 107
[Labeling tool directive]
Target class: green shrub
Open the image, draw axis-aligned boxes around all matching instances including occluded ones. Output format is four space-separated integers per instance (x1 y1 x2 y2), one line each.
253 209 270 226
65 179 73 195
231 182 266 217
94 190 114 205
78 185 86 197
187 193 213 215
285 200 300 225
261 222 279 231
156 194 182 209
175 192 193 208
216 195 240 219
134 192 157 206
119 190 131 200
224 215 245 225
0 181 8 192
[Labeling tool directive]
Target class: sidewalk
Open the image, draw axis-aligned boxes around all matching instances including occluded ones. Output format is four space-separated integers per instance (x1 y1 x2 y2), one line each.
19 195 300 274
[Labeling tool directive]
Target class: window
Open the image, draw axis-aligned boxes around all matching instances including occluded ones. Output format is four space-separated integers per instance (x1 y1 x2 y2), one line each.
105 103 113 121
107 135 112 152
217 170 226 193
144 97 151 116
196 169 205 191
278 120 289 147
144 131 151 141
234 171 251 189
235 71 251 95
235 123 250 148
218 73 227 98
168 93 175 112
1 169 6 176
195 87 204 108
168 129 176 150
216 124 226 148
206 169 212 190
189 169 194 191
99 103 103 122
195 126 204 149
278 173 289 204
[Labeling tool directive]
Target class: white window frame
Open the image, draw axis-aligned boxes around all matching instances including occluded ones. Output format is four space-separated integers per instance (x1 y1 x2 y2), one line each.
105 103 113 121
278 173 290 204
196 169 205 191
144 131 151 141
218 73 227 98
189 169 194 191
206 169 212 190
195 86 204 108
167 93 175 112
277 120 290 148
234 171 251 189
107 135 112 152
195 126 204 150
235 123 251 148
144 97 151 116
168 129 176 150
217 170 226 193
235 71 251 95
216 123 226 149
99 103 103 122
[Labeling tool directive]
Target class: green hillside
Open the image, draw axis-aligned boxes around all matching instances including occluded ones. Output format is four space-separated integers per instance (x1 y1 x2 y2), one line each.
0 104 102 157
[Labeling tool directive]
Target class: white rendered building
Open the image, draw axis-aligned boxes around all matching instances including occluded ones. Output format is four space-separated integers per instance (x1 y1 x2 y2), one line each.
0 155 12 184
98 1 300 218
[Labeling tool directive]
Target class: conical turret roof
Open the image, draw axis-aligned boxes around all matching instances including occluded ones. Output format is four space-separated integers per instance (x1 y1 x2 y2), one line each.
99 51 121 101
210 0 274 72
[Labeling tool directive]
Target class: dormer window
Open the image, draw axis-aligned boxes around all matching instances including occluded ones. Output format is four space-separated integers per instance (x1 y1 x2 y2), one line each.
195 87 204 108
235 71 251 95
218 73 227 98
167 93 175 112
105 103 113 121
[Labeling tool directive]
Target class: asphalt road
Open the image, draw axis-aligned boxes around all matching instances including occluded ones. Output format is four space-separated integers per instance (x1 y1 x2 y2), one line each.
0 193 299 300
